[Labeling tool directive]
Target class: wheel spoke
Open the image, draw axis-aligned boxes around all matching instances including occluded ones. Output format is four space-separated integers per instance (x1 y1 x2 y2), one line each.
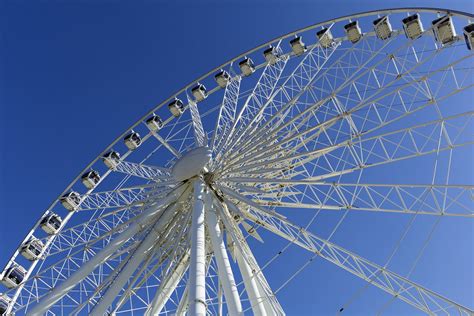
222 112 473 186
224 196 473 315
211 72 242 156
188 97 208 147
76 185 173 211
27 185 188 315
224 50 473 172
224 178 474 216
113 159 172 181
4 9 473 315
227 31 401 163
215 41 289 167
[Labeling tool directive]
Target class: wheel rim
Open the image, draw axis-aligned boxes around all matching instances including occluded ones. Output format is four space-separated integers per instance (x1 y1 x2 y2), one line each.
1 8 473 315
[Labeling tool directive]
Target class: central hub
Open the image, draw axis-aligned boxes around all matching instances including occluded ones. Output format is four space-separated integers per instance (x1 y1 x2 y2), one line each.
171 146 212 181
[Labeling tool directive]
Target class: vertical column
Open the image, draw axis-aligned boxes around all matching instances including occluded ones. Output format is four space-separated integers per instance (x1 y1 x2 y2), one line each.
207 207 243 315
218 202 268 316
235 248 267 316
188 179 207 315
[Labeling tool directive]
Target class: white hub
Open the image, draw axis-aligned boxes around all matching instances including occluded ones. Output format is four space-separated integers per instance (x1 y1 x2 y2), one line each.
171 146 212 181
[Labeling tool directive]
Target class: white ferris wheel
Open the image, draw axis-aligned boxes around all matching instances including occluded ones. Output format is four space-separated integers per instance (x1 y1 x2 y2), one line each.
1 7 473 316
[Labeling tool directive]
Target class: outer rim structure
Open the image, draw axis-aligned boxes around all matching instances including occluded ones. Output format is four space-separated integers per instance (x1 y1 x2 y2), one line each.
2 7 473 315
34 7 474 211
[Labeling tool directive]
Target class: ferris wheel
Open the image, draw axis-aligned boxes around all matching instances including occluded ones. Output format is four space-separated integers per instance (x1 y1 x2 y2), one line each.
1 7 474 315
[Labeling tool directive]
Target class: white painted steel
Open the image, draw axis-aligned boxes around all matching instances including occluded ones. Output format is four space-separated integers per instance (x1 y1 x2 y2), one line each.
90 202 181 315
235 248 267 316
145 251 190 316
188 179 207 316
27 186 186 315
3 8 473 316
206 204 243 315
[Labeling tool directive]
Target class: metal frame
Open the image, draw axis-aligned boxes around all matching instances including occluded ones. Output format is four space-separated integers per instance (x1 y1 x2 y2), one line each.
2 7 473 315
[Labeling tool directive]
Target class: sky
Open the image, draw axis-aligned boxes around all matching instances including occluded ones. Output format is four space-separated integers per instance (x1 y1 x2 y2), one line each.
0 0 473 315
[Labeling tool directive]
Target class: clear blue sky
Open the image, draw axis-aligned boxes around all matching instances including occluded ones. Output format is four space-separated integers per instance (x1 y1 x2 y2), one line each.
0 0 473 315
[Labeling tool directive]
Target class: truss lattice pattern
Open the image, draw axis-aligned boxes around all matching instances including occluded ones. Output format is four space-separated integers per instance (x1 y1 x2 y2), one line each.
1 8 473 316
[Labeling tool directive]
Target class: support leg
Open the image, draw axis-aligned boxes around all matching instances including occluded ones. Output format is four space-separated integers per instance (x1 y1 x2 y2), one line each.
206 205 243 315
235 248 267 316
28 187 185 316
145 251 190 316
188 179 207 315
175 283 189 315
90 203 179 315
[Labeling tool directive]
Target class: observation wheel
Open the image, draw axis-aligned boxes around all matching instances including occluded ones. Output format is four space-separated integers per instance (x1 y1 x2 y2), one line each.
1 7 474 315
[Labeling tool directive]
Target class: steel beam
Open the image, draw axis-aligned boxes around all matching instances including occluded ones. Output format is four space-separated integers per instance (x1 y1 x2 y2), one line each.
206 200 243 315
90 203 180 315
188 179 207 315
27 185 186 316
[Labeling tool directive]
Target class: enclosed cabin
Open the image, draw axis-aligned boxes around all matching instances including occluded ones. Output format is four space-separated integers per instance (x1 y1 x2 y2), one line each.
263 46 279 65
191 83 207 102
168 98 185 117
290 36 307 56
40 213 62 234
124 131 142 150
402 14 424 40
81 170 100 189
146 114 163 131
103 151 121 169
432 15 456 45
317 28 334 48
238 57 255 77
1 264 26 288
464 23 474 50
232 213 242 223
344 20 362 44
60 191 81 211
214 70 230 88
0 294 10 315
373 16 392 40
20 237 44 261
